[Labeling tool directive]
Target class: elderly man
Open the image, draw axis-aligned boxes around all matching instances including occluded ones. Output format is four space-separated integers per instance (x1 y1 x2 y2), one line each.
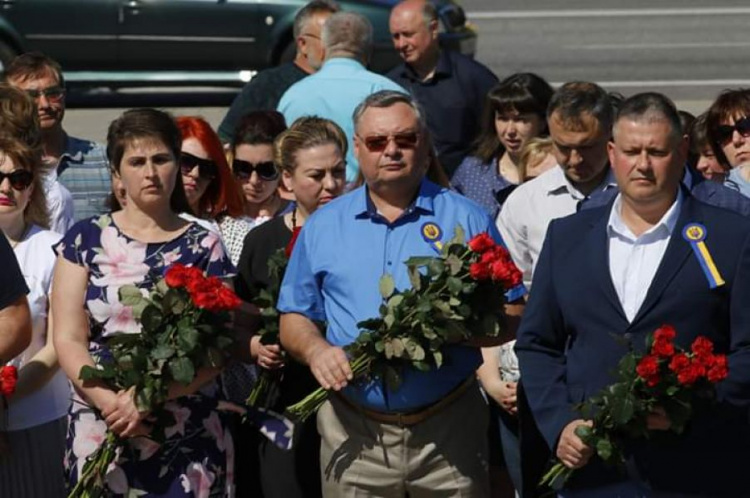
387 0 497 176
5 52 111 228
218 0 339 144
278 12 405 182
278 90 523 497
517 93 750 497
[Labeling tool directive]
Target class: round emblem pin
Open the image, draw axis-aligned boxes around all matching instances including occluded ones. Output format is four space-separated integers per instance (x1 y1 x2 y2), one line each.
421 222 442 242
682 223 707 243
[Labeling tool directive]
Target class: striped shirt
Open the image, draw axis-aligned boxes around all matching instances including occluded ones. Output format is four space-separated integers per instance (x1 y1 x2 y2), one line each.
58 135 112 221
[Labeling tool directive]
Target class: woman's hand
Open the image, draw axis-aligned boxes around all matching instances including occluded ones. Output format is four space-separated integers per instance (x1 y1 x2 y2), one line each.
101 387 151 438
250 335 285 370
487 379 518 415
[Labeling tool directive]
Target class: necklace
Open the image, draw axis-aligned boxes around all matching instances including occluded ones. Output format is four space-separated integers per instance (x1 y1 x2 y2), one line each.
5 223 29 250
291 207 297 229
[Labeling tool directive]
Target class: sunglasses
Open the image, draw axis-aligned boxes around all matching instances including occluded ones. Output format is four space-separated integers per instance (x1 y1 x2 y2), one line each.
716 117 750 144
25 87 66 103
232 159 278 181
358 132 420 152
180 152 217 180
0 170 33 191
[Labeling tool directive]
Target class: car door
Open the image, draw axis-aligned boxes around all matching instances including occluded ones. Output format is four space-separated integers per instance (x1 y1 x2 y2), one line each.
1 0 119 70
117 0 268 71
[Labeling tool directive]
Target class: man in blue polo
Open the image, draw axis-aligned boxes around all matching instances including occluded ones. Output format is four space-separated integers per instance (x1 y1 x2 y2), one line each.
278 90 524 497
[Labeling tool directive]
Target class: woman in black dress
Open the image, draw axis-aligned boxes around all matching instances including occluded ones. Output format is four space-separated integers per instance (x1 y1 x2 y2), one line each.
235 116 348 498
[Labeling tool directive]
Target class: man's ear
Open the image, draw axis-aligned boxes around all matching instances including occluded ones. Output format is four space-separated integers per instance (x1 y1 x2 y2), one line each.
353 134 362 164
429 19 439 39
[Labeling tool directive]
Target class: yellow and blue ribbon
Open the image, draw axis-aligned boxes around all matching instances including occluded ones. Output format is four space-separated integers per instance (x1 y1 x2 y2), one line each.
683 223 725 289
421 222 443 254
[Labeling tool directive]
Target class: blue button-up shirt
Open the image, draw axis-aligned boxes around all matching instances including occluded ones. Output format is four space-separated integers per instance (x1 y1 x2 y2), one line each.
278 179 525 412
277 58 406 182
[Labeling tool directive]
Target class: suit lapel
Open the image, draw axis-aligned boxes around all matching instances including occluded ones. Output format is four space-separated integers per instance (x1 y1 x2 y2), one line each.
585 208 629 323
629 195 698 326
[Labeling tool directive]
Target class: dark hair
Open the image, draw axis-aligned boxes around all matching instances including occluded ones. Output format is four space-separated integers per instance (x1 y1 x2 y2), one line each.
106 108 192 214
293 0 340 38
0 84 41 148
474 72 554 163
3 51 65 87
613 92 682 144
705 88 750 168
232 110 287 149
548 81 613 134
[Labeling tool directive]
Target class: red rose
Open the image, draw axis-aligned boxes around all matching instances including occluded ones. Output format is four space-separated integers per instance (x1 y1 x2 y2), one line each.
0 365 18 396
469 262 491 280
164 264 190 288
217 286 242 310
645 374 660 387
652 338 675 358
636 355 660 380
468 233 495 253
480 250 496 265
707 355 729 382
691 336 714 358
285 227 303 259
669 353 690 373
489 259 523 287
653 325 676 343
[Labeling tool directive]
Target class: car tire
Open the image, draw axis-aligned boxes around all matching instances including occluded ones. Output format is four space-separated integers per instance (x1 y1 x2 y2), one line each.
0 39 18 74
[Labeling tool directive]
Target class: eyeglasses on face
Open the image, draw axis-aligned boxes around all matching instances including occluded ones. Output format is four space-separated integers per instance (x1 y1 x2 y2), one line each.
357 132 420 152
0 170 33 191
179 152 217 180
24 87 66 102
231 159 278 181
716 117 750 145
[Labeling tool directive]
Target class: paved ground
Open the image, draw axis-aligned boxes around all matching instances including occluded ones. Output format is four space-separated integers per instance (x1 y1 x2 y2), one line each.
65 1 748 142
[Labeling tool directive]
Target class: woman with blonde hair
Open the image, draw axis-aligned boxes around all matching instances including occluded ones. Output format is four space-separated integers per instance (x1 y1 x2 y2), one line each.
0 136 70 497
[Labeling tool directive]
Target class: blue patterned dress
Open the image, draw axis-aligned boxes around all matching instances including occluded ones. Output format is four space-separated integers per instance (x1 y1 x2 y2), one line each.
55 214 237 497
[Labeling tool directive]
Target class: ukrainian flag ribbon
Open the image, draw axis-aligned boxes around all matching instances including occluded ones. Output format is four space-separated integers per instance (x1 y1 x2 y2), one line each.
683 223 725 289
421 222 443 254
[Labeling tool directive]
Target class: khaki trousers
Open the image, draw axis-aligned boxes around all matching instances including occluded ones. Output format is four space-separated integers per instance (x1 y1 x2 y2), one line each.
317 382 490 498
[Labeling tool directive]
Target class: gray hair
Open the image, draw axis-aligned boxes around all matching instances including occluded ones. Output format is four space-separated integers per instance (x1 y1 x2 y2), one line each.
612 92 684 144
352 90 426 133
547 81 614 135
321 12 373 61
421 1 438 24
292 0 340 39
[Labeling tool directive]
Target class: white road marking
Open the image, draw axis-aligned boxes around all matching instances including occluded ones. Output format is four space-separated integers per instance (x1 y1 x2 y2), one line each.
467 7 750 20
567 42 750 50
550 79 750 88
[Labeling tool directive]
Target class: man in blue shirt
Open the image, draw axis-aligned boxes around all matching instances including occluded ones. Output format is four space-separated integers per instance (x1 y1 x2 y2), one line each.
277 12 405 182
278 90 524 497
387 0 498 176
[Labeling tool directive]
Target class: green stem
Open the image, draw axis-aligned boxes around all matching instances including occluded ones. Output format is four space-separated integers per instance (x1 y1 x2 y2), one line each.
539 461 574 491
67 432 119 498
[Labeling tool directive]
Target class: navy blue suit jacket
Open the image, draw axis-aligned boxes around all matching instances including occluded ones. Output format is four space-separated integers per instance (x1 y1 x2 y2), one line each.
516 193 750 495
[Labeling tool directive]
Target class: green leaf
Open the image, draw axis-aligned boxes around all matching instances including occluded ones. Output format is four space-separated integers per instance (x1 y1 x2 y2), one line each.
427 259 445 275
408 267 422 291
574 424 593 442
379 274 395 299
374 340 385 353
140 305 162 332
432 350 443 368
446 276 464 295
163 289 186 315
177 327 200 352
169 357 195 385
596 438 613 461
387 294 405 309
384 340 394 359
612 394 635 425
384 313 396 329
151 345 176 360
119 285 145 306
445 254 463 276
155 279 170 296
391 338 405 358
404 256 434 267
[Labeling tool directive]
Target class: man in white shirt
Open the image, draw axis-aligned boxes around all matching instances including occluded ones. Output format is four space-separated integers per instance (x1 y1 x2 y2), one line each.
496 82 617 290
516 92 750 496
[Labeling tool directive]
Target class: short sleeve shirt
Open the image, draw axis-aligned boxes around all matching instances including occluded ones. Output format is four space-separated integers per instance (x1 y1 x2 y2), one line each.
277 180 525 412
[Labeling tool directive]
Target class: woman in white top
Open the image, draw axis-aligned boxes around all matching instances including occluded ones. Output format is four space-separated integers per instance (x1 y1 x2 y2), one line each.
0 136 69 497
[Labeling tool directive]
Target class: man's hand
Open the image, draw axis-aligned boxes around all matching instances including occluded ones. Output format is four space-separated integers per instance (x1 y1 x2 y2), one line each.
557 419 594 469
307 343 352 391
646 406 672 431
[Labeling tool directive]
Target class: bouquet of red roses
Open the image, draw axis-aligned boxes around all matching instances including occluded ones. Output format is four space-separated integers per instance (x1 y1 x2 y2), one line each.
541 325 729 490
69 264 241 498
286 227 523 421
0 366 17 397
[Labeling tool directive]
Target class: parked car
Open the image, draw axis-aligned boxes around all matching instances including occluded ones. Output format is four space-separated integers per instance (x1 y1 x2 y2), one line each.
0 0 476 86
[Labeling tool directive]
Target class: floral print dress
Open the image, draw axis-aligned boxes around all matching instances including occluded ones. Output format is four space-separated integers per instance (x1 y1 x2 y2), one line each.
56 214 237 497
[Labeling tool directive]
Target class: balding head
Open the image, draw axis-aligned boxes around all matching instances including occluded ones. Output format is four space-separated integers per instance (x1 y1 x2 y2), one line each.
321 12 373 63
389 0 439 70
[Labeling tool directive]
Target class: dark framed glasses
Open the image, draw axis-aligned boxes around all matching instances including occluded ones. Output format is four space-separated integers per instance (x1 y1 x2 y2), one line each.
0 170 33 191
24 86 66 103
179 152 217 180
232 159 278 181
716 117 750 144
358 132 420 152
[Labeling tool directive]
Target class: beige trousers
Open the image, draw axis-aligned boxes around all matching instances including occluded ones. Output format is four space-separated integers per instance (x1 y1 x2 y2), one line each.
317 382 490 498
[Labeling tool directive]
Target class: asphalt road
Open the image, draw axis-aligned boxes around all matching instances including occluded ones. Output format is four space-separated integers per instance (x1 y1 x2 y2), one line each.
65 1 749 142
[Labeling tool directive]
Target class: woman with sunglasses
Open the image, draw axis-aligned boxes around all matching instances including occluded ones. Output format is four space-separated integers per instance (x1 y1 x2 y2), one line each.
0 136 70 497
234 116 347 498
706 89 750 198
177 116 250 265
230 111 290 226
52 109 237 496
451 73 554 218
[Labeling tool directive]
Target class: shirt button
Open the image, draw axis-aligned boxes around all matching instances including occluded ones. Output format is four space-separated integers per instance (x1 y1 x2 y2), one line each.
623 332 633 341
387 261 393 265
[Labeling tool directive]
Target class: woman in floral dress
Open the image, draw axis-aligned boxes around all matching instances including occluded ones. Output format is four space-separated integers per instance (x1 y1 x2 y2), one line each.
52 109 236 497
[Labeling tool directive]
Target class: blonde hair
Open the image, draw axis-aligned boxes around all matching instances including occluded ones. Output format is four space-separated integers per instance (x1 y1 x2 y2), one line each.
0 136 49 229
274 116 348 173
518 137 554 182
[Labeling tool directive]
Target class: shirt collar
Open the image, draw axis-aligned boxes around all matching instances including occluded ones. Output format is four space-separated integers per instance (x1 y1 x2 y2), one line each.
59 133 85 163
321 57 365 72
607 189 683 242
399 50 451 82
544 165 618 199
354 179 439 219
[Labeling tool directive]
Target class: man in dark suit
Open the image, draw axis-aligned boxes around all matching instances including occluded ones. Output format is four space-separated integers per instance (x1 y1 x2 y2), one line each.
516 92 750 497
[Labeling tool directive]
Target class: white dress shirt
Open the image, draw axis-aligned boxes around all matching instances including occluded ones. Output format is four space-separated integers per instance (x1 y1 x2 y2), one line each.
496 165 617 290
41 168 75 235
607 191 682 322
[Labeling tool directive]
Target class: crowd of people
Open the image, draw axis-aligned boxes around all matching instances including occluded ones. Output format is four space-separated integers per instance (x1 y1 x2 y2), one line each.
1 0 750 497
